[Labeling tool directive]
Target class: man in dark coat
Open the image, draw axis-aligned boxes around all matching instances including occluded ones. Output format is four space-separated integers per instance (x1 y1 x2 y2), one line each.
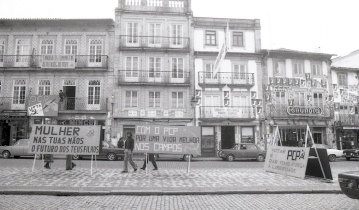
122 132 137 173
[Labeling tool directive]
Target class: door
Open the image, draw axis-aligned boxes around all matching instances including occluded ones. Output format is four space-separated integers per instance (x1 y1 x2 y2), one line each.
221 126 235 149
63 86 76 110
201 127 216 157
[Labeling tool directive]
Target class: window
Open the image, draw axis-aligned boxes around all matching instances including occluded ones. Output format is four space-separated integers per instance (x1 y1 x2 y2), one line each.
241 127 254 144
13 80 26 105
125 91 138 108
293 61 304 76
233 94 250 107
89 40 102 63
41 40 54 55
125 56 139 77
311 63 322 76
88 80 101 105
205 30 216 46
64 40 78 55
338 73 348 86
15 39 30 62
127 22 139 44
149 91 160 108
172 92 184 108
171 24 183 46
274 91 286 104
0 40 4 62
149 57 161 78
313 93 323 107
233 64 247 80
232 32 244 47
171 58 184 78
204 95 220 107
294 92 305 106
148 23 161 45
205 63 214 79
38 80 51 96
273 60 285 76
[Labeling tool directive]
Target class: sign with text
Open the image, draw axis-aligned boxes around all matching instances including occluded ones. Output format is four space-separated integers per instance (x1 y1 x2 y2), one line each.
28 95 59 117
29 125 101 155
134 125 201 156
287 106 322 116
264 146 310 179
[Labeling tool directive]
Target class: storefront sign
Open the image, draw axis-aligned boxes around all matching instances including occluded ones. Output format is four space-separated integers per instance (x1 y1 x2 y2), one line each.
134 125 201 156
264 146 310 179
28 95 59 117
29 125 101 155
287 106 322 116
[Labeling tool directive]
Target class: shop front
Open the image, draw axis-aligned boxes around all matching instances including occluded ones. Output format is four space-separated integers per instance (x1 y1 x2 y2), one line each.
0 111 28 146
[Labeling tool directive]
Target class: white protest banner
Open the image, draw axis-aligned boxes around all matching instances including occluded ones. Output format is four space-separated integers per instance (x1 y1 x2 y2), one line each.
134 125 201 156
264 145 310 179
29 125 101 155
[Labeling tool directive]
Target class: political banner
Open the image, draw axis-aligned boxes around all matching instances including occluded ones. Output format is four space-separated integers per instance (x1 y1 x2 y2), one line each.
29 125 101 155
264 146 310 179
28 95 59 117
134 125 201 156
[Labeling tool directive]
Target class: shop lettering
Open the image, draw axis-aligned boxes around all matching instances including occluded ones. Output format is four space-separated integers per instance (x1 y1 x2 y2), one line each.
287 106 322 115
34 125 80 136
287 150 305 160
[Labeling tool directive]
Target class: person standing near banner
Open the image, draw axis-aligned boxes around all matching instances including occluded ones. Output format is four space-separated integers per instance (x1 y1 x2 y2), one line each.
141 153 158 171
122 132 137 173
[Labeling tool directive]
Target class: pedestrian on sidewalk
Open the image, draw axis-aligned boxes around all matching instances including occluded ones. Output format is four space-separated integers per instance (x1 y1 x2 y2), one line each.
122 132 137 173
44 154 53 169
141 153 158 171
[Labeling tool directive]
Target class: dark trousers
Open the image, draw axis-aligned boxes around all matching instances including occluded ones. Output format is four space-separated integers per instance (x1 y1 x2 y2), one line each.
142 154 158 169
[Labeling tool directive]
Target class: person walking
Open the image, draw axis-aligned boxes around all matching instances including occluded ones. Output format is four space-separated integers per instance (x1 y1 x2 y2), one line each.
122 132 137 173
141 153 158 171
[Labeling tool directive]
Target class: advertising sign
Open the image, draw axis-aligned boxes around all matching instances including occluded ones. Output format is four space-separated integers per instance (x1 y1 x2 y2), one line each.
28 95 59 117
29 125 101 155
264 146 310 179
134 125 201 156
287 106 322 116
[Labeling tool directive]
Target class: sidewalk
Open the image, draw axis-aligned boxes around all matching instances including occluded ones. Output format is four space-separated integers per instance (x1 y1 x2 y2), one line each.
0 165 341 196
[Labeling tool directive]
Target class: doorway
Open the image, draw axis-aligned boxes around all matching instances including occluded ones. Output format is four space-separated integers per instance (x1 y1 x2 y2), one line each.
221 126 235 149
63 86 76 110
0 121 11 146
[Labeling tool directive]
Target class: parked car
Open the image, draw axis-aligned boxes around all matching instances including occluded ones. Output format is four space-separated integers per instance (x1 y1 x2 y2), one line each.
72 147 124 161
153 153 198 162
218 144 266 162
315 144 344 162
0 139 32 159
343 149 359 161
339 171 359 199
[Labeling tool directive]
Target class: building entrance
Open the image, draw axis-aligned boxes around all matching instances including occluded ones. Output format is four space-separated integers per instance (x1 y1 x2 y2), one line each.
221 126 235 149
63 86 76 110
0 121 11 146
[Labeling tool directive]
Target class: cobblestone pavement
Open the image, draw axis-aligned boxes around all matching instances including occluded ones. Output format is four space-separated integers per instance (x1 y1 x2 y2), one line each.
0 194 358 210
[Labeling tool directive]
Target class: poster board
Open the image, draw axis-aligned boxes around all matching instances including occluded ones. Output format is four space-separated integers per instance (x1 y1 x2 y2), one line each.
306 148 333 180
28 95 59 117
29 125 101 155
134 125 201 156
264 145 310 179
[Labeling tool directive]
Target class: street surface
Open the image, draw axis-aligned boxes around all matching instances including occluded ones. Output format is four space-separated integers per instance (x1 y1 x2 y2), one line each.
0 194 358 210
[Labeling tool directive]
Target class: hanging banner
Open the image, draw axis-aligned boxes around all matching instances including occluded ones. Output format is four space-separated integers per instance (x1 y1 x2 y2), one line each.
134 125 201 156
29 125 101 155
264 145 310 179
27 95 59 117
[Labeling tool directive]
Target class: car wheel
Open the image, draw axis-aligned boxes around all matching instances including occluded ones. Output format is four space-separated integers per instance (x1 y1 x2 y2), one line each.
328 154 336 162
257 155 265 162
226 155 234 162
183 154 192 162
72 155 81 160
346 157 351 161
2 151 11 159
107 153 117 161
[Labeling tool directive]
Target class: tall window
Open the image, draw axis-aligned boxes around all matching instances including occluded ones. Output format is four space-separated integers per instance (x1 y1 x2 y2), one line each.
273 60 285 76
125 91 138 107
313 93 323 107
233 64 247 79
171 24 183 46
125 56 139 77
0 40 4 62
171 58 184 78
311 63 322 76
233 94 250 107
293 61 304 76
15 39 30 63
205 30 216 46
148 23 161 45
64 40 78 55
205 63 214 79
89 40 102 63
172 92 184 108
88 80 101 105
41 40 54 55
232 32 244 47
13 80 26 105
38 80 51 96
274 91 286 104
127 22 139 44
149 91 160 108
294 92 305 106
338 73 348 86
149 57 161 78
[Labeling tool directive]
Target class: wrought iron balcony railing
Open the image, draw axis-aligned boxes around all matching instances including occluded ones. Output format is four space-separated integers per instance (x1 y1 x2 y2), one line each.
118 70 190 85
267 104 333 118
58 97 107 112
0 97 26 111
119 35 190 50
198 72 255 86
0 55 108 69
335 113 359 126
120 0 190 13
114 108 192 119
199 106 256 119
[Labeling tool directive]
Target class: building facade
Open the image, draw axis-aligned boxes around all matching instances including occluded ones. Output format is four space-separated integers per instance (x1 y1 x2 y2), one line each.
0 19 114 146
331 50 359 150
262 49 334 148
193 18 263 156
112 0 194 138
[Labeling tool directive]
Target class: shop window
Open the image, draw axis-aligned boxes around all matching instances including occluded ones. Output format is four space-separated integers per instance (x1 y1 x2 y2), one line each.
241 127 254 143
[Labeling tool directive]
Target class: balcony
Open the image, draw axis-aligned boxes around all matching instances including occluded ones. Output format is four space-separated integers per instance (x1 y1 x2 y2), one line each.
267 104 332 119
58 97 107 113
0 55 108 69
119 35 190 51
115 108 191 119
0 97 26 111
118 70 190 86
198 72 255 87
199 106 256 120
336 113 359 127
119 0 190 13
